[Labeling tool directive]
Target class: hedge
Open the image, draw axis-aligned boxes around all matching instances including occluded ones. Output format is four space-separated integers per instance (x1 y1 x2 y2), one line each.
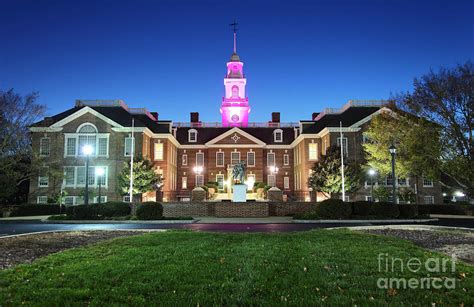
8 204 61 217
136 202 163 220
65 202 131 220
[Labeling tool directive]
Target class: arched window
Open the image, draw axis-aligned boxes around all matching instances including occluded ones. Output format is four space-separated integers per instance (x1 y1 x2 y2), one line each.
231 85 239 98
188 129 198 142
273 129 283 143
77 123 98 133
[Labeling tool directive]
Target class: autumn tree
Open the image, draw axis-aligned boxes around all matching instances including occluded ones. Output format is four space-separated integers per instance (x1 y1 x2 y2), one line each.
118 156 163 201
308 146 361 199
395 61 474 196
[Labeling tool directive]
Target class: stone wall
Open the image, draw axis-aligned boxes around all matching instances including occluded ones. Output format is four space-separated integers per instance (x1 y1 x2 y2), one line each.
269 202 316 216
214 202 268 217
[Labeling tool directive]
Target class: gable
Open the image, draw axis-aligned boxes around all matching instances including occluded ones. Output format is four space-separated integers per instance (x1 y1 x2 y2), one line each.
205 127 266 146
50 106 123 129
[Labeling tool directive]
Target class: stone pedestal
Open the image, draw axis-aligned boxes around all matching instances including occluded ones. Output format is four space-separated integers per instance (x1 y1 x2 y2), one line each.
191 187 206 202
232 184 247 202
267 187 283 202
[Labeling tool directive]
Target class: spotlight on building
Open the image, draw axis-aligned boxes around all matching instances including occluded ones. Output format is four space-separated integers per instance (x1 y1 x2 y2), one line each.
455 190 465 198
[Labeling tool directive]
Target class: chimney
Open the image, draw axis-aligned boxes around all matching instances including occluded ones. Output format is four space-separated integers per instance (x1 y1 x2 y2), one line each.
312 112 319 121
271 112 280 123
150 112 159 121
190 112 199 123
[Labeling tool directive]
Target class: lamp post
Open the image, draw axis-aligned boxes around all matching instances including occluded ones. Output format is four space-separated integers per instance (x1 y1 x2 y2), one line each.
96 167 105 204
389 144 397 204
268 165 279 187
82 144 94 205
368 168 376 202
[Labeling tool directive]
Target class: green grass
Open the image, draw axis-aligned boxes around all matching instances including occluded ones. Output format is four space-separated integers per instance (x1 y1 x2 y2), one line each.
0 230 472 305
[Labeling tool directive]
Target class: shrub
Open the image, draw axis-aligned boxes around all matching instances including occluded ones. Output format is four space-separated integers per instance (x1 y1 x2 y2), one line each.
9 204 61 217
315 199 352 219
352 201 373 216
370 202 400 218
136 202 163 220
264 185 272 192
98 202 130 217
399 204 419 219
66 205 100 220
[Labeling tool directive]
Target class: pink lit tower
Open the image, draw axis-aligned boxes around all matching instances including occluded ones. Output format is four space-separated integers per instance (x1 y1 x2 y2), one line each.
220 21 250 127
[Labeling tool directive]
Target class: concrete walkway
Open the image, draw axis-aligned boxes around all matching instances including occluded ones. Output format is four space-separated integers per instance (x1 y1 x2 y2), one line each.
0 215 50 221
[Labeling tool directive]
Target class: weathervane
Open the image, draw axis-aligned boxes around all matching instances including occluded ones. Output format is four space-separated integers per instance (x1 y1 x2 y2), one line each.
229 19 238 33
229 19 238 53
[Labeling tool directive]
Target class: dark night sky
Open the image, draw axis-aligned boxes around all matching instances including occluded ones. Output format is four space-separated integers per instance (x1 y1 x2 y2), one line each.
1 0 472 122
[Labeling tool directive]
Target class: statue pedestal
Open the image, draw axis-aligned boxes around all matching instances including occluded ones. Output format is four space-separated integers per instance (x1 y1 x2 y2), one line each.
232 184 247 202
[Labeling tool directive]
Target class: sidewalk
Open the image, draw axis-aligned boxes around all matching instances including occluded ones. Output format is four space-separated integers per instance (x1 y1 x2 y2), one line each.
430 214 474 219
0 215 50 221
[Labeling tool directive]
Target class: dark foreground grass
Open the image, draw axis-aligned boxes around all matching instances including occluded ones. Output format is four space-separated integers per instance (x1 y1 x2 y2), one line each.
0 229 472 306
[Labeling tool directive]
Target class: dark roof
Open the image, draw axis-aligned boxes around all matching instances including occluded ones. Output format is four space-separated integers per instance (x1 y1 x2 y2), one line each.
176 127 295 145
32 106 171 133
301 106 381 134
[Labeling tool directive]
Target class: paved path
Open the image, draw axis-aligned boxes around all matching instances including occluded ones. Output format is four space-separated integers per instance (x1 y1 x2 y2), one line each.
0 217 472 237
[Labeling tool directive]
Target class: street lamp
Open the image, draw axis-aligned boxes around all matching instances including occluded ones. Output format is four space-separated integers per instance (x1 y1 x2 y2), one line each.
368 168 376 202
96 167 105 204
82 144 94 205
389 144 397 204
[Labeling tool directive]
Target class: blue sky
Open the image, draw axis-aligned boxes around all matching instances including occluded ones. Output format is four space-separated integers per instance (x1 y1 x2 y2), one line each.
1 0 472 122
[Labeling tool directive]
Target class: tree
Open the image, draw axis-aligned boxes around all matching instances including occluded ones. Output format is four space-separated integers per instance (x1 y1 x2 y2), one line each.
118 156 163 201
0 89 45 204
363 111 442 180
308 146 361 199
395 62 474 196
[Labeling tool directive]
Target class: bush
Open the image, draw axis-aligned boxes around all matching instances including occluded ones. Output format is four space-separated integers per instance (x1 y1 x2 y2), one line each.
315 199 352 219
9 204 61 217
399 204 419 219
136 202 163 220
418 204 472 215
370 202 400 218
264 185 272 192
352 201 373 216
98 202 130 217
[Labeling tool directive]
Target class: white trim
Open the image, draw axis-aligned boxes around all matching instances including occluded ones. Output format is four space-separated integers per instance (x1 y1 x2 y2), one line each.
37 196 48 204
283 154 289 166
230 151 241 165
283 176 290 189
76 122 98 133
182 154 188 166
267 152 276 167
349 107 393 128
247 151 256 167
196 152 204 167
154 142 164 160
51 106 123 129
39 137 51 157
188 129 198 143
30 127 63 132
205 127 266 146
273 129 283 143
38 176 49 187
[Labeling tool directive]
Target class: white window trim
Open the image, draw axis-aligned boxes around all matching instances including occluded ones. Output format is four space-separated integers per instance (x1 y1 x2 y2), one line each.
195 174 204 187
273 129 283 143
216 151 225 167
188 129 198 143
247 151 255 167
283 176 290 189
63 166 108 189
123 195 131 202
93 196 108 203
64 196 76 206
337 137 348 157
39 137 50 157
124 137 134 157
182 154 188 166
216 174 225 190
308 143 318 161
38 176 49 188
37 196 48 204
182 177 187 189
424 195 435 204
64 133 109 158
196 152 204 167
365 195 373 202
267 152 276 167
154 142 164 161
423 178 434 187
267 174 276 187
231 151 241 165
283 154 289 166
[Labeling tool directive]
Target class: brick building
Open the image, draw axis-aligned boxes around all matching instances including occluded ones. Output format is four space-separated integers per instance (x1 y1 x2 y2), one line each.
28 33 442 205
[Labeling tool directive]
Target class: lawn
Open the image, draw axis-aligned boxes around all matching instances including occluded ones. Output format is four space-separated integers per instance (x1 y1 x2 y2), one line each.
0 230 472 305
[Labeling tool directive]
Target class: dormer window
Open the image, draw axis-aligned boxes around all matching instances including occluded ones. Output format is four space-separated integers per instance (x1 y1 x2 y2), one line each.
188 129 198 143
273 129 283 143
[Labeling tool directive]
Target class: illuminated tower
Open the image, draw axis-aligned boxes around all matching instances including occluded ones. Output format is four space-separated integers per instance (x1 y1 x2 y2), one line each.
220 22 250 127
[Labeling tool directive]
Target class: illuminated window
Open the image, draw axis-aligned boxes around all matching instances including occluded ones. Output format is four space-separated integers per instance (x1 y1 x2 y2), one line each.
182 177 187 189
154 143 164 160
309 143 318 160
216 174 225 190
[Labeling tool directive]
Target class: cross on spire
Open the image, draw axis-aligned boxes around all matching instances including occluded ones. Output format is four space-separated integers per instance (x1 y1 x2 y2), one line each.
229 19 238 53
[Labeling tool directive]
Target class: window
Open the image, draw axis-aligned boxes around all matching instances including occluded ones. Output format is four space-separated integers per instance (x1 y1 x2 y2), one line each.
424 196 435 204
63 166 107 187
337 137 348 156
124 137 134 156
78 124 97 133
64 196 75 206
231 152 240 165
38 176 49 187
78 135 96 156
123 195 131 202
196 152 204 166
182 177 187 189
385 175 394 186
365 195 373 202
231 85 239 98
283 154 289 166
87 167 95 185
323 139 328 155
308 143 318 160
37 196 48 204
267 174 276 187
342 195 350 202
398 178 408 186
182 154 188 166
93 196 107 203
247 151 255 167
216 152 225 167
98 137 108 156
196 174 204 187
267 152 275 166
246 174 255 190
66 137 76 156
216 174 225 190
274 129 283 143
188 129 197 142
284 176 290 190
154 143 164 160
64 167 75 186
423 177 433 187
76 167 86 185
39 137 50 156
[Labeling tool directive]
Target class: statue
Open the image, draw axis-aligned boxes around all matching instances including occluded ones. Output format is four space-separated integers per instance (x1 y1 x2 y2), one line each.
232 161 246 184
